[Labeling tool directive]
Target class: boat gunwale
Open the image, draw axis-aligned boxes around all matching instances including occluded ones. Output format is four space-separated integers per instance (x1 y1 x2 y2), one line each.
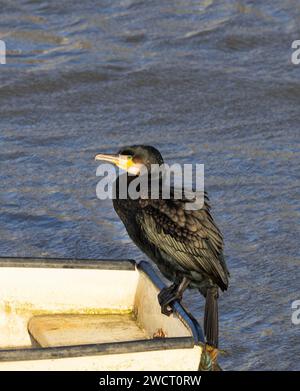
0 337 195 362
0 257 205 362
0 257 136 270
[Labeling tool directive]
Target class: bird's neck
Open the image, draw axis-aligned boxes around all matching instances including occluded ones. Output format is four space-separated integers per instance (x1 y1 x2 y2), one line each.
114 173 165 200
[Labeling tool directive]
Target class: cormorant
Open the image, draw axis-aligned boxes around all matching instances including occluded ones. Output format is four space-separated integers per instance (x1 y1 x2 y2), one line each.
95 145 229 349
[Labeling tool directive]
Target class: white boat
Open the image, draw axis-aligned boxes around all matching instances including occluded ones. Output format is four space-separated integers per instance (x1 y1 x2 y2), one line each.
0 257 206 371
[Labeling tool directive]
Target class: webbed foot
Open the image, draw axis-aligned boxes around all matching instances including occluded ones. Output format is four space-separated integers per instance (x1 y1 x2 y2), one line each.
157 284 182 316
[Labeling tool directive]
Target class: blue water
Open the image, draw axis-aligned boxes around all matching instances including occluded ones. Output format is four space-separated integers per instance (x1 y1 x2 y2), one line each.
0 0 299 370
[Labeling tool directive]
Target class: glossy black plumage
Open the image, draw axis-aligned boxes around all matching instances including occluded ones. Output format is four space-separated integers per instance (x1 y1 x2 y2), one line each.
96 145 229 348
136 195 229 292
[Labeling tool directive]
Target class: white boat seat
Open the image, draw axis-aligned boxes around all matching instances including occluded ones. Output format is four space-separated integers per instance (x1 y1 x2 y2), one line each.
28 314 149 348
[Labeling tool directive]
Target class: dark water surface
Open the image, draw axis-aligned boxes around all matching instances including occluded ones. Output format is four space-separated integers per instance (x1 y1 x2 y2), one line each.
0 0 299 370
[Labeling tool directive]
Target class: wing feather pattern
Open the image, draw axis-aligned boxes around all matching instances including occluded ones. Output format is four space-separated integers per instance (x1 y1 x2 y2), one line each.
137 192 229 291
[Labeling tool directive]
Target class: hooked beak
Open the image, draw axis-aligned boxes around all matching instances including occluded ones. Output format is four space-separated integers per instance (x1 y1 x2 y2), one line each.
95 153 122 165
95 153 141 175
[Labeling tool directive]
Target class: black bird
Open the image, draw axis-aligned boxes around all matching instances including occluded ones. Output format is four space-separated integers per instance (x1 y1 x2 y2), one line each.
95 145 229 348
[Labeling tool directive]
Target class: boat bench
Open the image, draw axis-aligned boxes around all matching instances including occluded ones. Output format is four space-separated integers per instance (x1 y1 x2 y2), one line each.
28 314 149 348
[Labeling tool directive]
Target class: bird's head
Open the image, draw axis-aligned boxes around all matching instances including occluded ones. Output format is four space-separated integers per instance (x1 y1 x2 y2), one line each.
95 145 164 176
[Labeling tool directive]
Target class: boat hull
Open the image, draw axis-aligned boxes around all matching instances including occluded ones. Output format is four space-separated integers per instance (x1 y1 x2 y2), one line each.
0 257 204 371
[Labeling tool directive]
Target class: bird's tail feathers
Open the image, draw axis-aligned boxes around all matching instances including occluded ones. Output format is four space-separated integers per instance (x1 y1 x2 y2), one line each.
204 287 219 348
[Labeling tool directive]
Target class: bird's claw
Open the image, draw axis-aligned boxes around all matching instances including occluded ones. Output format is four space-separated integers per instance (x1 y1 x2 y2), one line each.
158 285 181 317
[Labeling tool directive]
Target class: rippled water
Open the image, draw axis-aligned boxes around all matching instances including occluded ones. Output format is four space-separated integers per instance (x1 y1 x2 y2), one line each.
0 0 300 370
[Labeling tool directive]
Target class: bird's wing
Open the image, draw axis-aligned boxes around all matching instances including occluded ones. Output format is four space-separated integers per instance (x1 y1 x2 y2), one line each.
137 193 229 290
